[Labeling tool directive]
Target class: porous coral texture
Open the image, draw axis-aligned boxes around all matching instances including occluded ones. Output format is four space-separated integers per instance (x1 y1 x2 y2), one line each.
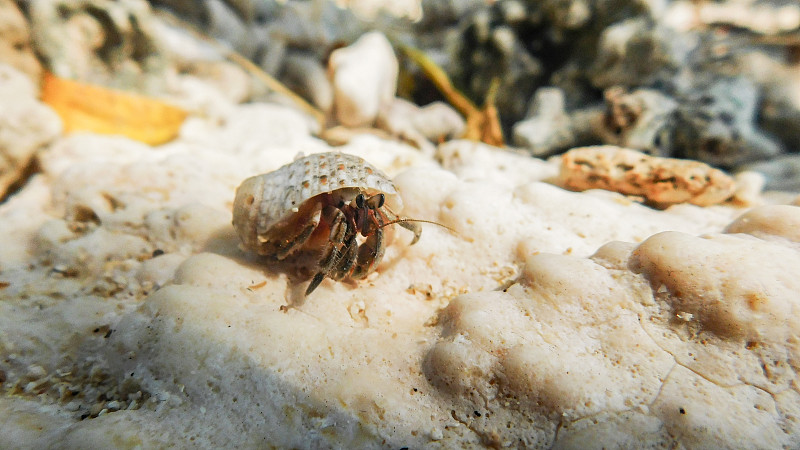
559 145 736 206
1 99 799 448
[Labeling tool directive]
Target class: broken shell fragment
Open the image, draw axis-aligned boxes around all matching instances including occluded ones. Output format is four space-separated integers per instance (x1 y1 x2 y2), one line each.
558 146 736 206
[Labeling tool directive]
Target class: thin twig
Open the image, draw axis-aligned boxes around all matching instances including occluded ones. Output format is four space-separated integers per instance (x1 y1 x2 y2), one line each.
156 10 327 127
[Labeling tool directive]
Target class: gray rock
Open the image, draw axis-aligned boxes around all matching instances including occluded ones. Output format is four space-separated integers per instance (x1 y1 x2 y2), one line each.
264 1 364 53
668 77 782 169
416 0 486 27
256 27 286 75
27 0 169 92
590 18 696 92
206 0 254 59
513 88 574 157
759 78 800 154
281 53 333 112
223 0 280 24
594 87 677 156
741 155 800 192
513 87 598 157
411 101 465 142
150 0 210 24
377 98 464 153
446 5 543 131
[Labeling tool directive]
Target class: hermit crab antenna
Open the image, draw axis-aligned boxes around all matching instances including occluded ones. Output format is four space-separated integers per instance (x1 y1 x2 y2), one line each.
375 202 457 240
377 217 457 235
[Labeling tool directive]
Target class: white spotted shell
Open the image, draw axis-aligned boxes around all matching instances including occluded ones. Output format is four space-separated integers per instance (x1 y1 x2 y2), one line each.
232 152 402 256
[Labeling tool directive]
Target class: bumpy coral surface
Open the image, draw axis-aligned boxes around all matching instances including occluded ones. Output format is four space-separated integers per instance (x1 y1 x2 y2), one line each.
1 97 800 448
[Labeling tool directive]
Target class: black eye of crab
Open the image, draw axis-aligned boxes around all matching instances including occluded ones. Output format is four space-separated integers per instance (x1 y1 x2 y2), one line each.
365 193 384 209
355 193 365 208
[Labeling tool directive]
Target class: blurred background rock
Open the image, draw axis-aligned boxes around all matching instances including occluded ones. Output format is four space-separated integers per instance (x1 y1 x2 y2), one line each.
3 0 800 190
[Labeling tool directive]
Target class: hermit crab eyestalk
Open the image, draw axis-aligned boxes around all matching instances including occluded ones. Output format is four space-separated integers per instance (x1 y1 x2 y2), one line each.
368 193 385 208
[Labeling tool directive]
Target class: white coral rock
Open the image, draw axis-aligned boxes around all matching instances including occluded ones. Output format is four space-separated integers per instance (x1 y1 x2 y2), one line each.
1 92 799 448
329 31 398 127
0 64 61 197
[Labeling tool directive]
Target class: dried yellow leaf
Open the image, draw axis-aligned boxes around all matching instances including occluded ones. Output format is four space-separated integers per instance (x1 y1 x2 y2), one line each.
40 72 187 145
401 46 504 147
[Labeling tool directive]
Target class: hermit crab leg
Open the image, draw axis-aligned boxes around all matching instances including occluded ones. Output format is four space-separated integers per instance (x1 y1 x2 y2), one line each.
306 270 326 296
331 234 359 280
398 220 422 245
306 206 351 295
377 204 421 245
352 230 384 279
274 216 318 260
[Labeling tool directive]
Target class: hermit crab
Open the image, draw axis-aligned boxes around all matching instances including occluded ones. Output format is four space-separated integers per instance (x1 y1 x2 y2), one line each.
233 152 434 295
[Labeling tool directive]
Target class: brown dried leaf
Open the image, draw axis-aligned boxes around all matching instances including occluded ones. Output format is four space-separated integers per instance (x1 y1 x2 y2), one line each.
402 46 504 146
